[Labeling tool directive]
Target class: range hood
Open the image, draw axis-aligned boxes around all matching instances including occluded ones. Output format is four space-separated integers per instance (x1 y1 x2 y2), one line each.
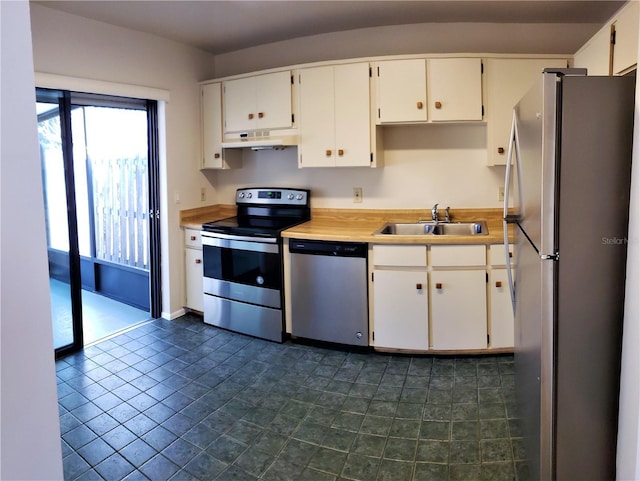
221 134 297 150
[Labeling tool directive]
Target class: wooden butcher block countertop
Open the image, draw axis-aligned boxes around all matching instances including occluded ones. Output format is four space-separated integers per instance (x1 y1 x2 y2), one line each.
181 205 513 244
282 208 513 244
180 204 236 230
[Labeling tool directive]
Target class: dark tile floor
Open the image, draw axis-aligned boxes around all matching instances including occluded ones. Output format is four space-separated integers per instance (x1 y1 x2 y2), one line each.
57 313 527 481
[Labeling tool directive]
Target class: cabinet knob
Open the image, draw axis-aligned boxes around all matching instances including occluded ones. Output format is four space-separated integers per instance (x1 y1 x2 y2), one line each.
416 283 423 290
495 281 502 288
509 252 513 258
498 147 505 154
434 101 442 109
190 236 196 241
258 112 264 118
214 153 221 159
338 149 344 156
195 259 202 264
417 101 424 109
435 282 443 289
248 113 254 120
325 149 332 156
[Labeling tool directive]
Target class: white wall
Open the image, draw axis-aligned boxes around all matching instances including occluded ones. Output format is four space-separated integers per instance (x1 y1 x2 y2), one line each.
30 4 217 318
213 22 591 78
215 124 505 209
0 2 64 478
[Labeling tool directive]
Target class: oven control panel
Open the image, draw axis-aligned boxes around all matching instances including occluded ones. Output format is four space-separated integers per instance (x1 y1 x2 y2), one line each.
236 188 309 206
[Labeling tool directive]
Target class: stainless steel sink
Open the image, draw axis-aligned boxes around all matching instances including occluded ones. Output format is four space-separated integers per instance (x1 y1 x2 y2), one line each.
374 221 488 236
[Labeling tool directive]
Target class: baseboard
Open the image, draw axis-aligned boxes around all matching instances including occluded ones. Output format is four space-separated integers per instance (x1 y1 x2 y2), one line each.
162 308 186 320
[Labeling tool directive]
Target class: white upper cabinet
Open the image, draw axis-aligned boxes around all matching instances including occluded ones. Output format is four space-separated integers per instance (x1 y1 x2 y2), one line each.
223 70 293 133
375 59 427 123
574 26 611 76
298 63 373 167
428 58 483 121
485 58 567 166
201 83 241 169
574 1 639 76
612 1 639 75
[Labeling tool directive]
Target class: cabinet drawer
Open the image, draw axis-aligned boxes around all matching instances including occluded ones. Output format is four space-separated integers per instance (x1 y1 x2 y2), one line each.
489 244 514 266
373 245 427 267
184 229 202 248
430 245 485 267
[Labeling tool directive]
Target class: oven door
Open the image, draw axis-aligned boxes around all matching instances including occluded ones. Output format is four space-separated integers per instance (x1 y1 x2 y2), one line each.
201 233 282 309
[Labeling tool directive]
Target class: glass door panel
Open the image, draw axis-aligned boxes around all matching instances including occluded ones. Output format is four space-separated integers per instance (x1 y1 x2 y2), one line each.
37 96 83 351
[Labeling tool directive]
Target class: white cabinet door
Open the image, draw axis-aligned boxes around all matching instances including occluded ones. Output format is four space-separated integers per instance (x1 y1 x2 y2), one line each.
298 63 371 167
255 70 293 130
430 270 487 350
613 1 639 75
334 63 371 167
184 229 203 312
223 76 256 133
574 26 611 76
373 269 429 350
375 59 427 123
185 248 203 311
485 58 567 166
201 83 241 169
223 71 292 133
428 58 483 121
298 65 336 167
488 268 514 348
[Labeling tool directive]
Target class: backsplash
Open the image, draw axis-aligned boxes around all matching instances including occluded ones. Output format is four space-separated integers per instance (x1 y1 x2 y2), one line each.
214 123 506 209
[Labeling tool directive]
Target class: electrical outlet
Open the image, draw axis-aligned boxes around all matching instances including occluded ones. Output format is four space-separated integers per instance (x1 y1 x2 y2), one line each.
353 187 363 203
200 187 206 202
498 186 505 202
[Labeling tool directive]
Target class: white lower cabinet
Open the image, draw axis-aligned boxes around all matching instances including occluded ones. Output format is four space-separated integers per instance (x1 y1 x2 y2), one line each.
372 269 429 350
430 270 487 350
184 229 203 312
488 269 514 348
488 244 515 348
371 243 516 353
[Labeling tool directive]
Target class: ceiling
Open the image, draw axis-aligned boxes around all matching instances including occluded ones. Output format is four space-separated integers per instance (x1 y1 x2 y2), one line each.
36 1 626 55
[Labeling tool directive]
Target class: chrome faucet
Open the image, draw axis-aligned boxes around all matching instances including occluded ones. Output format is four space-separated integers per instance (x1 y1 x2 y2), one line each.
431 203 439 222
445 206 451 223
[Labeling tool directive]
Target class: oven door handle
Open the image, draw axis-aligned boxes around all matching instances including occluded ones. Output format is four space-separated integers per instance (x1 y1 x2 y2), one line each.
202 234 279 254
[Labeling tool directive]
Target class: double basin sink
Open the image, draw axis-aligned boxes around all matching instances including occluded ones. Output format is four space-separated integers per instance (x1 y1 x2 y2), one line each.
374 220 488 236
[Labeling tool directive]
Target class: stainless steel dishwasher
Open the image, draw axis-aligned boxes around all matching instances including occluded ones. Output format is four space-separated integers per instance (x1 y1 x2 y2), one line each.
289 239 368 346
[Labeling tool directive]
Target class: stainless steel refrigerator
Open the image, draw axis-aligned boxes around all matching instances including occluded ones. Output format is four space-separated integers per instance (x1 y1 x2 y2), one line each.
504 69 635 481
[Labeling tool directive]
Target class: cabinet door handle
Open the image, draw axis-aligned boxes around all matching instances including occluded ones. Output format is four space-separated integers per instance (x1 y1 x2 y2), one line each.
509 252 513 258
190 236 196 241
195 259 202 264
435 282 443 289
325 149 332 156
495 281 502 288
498 147 505 154
258 112 264 118
338 149 344 156
416 283 423 290
434 101 442 109
417 101 424 109
214 153 221 159
248 113 254 120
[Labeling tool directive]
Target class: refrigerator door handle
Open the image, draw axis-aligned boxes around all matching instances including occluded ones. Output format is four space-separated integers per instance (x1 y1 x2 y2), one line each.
503 109 516 221
504 109 520 310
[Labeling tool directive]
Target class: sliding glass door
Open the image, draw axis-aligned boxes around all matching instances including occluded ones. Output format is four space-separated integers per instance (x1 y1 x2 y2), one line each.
38 91 82 352
37 89 161 356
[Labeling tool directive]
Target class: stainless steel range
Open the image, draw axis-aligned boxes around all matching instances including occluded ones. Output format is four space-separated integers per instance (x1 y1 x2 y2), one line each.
201 187 310 342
